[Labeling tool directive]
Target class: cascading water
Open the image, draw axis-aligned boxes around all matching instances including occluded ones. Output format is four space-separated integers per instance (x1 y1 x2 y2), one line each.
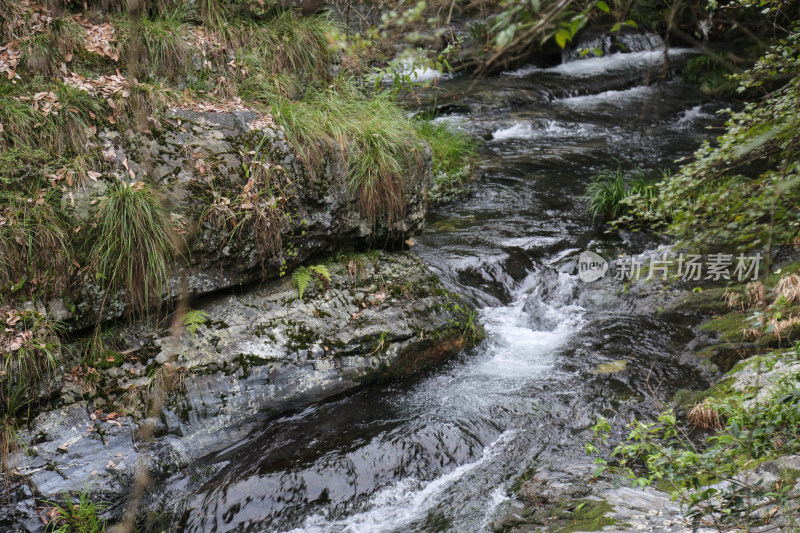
161 41 725 533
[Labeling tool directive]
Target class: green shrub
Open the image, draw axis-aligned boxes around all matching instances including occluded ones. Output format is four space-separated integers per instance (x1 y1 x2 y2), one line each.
589 348 800 531
88 181 183 316
684 52 738 96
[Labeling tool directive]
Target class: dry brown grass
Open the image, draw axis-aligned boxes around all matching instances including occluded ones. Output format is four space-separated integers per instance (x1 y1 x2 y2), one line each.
776 274 800 304
747 281 765 305
688 400 722 430
0 419 19 479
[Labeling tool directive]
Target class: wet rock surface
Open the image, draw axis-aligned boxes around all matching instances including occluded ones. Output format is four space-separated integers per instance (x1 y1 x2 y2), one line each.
8 251 480 531
58 108 431 328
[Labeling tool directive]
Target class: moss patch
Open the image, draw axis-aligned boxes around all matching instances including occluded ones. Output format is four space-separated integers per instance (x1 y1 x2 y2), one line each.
699 311 751 342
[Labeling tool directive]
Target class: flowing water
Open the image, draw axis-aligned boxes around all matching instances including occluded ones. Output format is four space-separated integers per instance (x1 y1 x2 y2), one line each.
166 41 727 532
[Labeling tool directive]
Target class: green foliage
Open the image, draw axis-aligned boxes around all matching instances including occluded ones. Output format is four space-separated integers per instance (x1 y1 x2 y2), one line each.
588 348 800 530
46 487 107 533
684 52 738 96
415 120 479 203
233 12 339 95
183 309 210 337
487 0 637 74
19 33 61 76
88 181 182 316
291 264 331 299
449 302 482 342
0 79 101 158
623 20 800 251
200 156 290 269
586 167 660 223
120 7 190 80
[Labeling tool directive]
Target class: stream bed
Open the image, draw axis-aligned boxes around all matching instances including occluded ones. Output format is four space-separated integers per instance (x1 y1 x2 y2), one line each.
164 44 727 532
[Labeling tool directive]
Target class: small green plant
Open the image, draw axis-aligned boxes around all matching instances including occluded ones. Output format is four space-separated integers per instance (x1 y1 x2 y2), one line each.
416 120 479 203
684 52 738 96
449 303 482 342
183 309 210 338
586 167 660 224
46 487 107 533
88 181 183 317
291 264 331 299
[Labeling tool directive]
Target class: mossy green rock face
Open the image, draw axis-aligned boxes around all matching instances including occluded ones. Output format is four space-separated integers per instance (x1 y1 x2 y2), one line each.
11 251 482 525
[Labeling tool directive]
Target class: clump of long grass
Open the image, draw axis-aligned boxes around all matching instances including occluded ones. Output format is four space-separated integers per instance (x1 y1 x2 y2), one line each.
46 83 102 155
0 187 73 300
0 418 19 477
415 120 479 203
120 7 190 80
268 78 423 224
1 309 63 423
18 33 62 76
46 487 107 533
0 83 39 149
231 12 341 99
201 158 290 269
0 80 100 157
88 181 183 316
586 167 660 223
50 16 84 57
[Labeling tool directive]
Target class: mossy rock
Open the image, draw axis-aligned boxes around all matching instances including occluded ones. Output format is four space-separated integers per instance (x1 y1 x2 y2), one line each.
699 311 752 342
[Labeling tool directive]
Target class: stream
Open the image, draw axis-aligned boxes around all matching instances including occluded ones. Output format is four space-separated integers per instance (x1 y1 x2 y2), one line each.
166 39 726 532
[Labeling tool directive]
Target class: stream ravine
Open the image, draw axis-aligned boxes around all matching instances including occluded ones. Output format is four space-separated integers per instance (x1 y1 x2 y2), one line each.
162 38 727 532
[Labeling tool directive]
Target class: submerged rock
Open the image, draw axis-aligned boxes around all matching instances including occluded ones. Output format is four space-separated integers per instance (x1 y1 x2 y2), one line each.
10 251 482 530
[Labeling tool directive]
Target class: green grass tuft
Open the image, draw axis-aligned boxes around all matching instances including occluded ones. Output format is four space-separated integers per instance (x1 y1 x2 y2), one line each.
268 78 423 224
120 8 191 80
0 187 73 300
415 120 479 203
19 33 61 76
586 167 660 223
1 309 63 421
46 486 107 533
88 181 183 317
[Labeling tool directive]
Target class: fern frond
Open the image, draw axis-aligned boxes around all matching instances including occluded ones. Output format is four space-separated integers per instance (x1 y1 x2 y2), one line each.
183 309 210 337
310 264 331 282
292 266 312 299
